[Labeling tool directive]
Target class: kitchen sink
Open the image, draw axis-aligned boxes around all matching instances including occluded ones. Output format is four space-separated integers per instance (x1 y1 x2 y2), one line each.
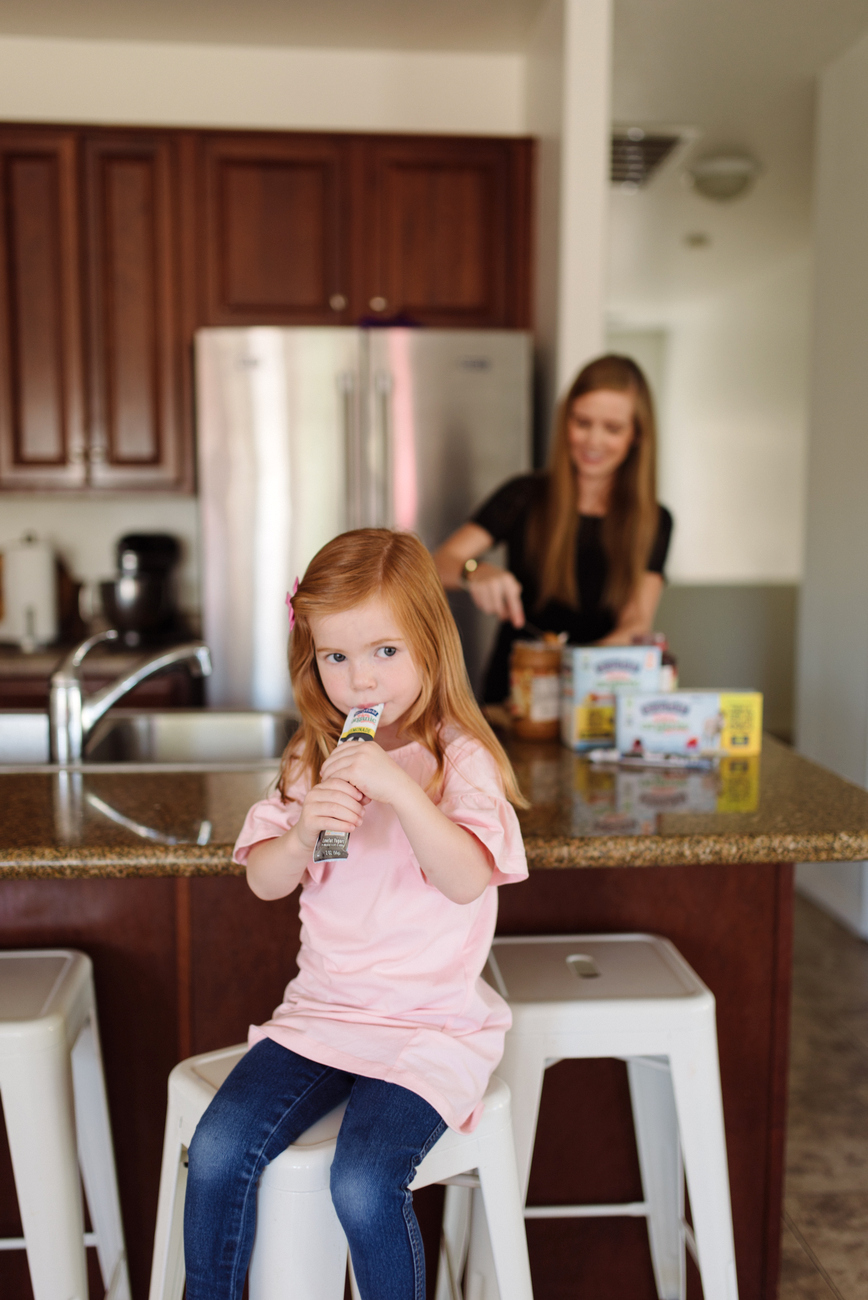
84 709 296 765
0 709 297 768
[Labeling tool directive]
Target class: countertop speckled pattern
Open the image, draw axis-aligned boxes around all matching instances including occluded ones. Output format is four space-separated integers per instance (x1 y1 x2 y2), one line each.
1 735 867 878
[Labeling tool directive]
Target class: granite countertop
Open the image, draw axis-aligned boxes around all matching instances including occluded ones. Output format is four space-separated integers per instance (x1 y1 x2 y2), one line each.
2 733 868 879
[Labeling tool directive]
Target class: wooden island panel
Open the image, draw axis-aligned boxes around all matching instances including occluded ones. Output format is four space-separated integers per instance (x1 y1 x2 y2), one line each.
0 859 790 1300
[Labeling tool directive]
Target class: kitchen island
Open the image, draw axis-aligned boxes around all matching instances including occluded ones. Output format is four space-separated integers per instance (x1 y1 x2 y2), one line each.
1 735 866 1299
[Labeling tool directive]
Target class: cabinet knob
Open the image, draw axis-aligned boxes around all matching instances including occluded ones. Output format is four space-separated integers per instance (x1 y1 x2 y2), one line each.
369 296 388 313
329 293 347 312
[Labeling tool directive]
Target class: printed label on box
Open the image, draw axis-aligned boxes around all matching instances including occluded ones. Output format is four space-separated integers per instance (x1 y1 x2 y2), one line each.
560 645 663 750
615 691 763 757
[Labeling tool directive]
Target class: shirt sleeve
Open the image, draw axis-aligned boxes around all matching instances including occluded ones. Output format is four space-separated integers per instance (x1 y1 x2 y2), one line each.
232 771 309 867
648 505 674 575
471 474 539 543
435 739 528 888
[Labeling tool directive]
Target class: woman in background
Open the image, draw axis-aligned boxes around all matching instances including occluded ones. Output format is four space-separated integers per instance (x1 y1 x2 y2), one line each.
434 354 673 703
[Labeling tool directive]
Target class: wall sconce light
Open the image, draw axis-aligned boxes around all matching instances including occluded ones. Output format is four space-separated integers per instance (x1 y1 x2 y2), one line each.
689 154 761 201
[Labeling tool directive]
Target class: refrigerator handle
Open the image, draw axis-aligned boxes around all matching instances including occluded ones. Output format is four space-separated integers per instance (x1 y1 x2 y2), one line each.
373 370 394 528
338 371 361 529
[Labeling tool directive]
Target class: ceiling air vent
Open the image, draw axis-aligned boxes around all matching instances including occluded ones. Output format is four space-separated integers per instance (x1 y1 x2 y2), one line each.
611 129 681 190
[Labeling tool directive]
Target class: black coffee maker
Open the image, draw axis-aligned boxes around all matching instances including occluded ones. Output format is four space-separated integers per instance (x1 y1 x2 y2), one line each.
100 534 183 647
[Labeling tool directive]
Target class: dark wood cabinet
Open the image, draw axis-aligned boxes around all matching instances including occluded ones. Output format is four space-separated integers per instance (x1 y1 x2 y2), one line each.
200 131 532 330
362 135 532 328
0 128 87 488
200 132 356 326
83 132 190 489
0 124 533 495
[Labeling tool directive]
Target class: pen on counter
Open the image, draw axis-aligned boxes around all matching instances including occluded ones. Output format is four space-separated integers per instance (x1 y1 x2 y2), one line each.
585 749 716 771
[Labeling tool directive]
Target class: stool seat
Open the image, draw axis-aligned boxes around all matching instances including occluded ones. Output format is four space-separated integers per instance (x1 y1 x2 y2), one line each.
150 1045 533 1300
453 934 738 1300
0 949 130 1300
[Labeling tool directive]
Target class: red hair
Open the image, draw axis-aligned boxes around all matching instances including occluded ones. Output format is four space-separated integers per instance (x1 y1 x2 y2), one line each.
279 529 526 807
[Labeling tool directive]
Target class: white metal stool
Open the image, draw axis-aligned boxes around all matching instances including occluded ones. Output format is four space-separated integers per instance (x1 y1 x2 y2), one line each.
148 1043 533 1300
0 949 130 1300
447 933 738 1300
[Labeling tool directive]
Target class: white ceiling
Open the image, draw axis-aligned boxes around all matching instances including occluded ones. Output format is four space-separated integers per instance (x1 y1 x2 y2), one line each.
0 0 546 52
608 0 868 315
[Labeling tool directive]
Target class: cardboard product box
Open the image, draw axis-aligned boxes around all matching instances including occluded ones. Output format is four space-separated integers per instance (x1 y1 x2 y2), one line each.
560 645 663 751
615 691 763 757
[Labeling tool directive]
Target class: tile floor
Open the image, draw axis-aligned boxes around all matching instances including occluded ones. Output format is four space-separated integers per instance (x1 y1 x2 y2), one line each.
781 895 868 1298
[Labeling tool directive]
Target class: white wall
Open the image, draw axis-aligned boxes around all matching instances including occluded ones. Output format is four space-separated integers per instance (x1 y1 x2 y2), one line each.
797 25 868 781
526 0 611 444
657 251 810 583
0 496 201 616
607 180 811 583
795 27 868 938
0 33 525 134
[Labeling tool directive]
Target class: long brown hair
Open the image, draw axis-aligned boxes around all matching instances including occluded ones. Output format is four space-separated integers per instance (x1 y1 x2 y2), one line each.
529 354 659 611
279 529 527 807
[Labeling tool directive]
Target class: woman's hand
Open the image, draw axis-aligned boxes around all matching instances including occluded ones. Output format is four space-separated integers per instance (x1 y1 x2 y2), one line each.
320 741 412 808
433 522 526 628
464 561 525 627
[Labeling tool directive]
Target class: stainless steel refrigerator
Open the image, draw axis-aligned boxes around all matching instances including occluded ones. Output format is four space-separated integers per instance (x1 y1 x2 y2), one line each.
195 327 532 710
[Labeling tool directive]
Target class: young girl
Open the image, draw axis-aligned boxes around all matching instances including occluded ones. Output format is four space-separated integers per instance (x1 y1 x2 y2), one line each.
183 528 528 1300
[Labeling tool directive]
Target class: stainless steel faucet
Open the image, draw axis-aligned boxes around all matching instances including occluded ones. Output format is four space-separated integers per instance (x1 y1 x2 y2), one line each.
49 630 212 763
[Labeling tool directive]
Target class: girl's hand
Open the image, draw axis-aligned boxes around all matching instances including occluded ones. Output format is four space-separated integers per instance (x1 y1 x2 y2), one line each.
294 777 367 852
320 741 412 807
465 562 525 628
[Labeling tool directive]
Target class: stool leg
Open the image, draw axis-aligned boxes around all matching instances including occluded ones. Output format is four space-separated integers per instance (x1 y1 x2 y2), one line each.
435 1184 472 1300
249 1183 349 1300
463 1048 546 1300
494 1042 547 1197
464 1189 498 1300
72 1015 131 1300
1 1044 88 1300
147 1090 189 1300
475 1124 534 1300
669 1030 739 1300
627 1057 684 1300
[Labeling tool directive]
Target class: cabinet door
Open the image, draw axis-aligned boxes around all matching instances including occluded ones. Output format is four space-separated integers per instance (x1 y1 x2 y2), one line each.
200 133 354 325
0 128 86 489
83 132 189 490
362 136 533 329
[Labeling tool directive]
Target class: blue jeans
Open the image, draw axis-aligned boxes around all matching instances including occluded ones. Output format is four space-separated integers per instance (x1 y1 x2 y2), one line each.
184 1038 447 1300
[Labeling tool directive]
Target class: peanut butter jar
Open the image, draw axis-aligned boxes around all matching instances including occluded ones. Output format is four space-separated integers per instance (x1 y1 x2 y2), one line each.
509 639 563 740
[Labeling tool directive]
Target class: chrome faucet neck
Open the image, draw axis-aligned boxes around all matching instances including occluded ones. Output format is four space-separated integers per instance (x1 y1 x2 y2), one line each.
49 634 212 764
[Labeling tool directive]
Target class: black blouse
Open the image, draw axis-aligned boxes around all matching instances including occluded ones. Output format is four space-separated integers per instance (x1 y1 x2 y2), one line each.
472 473 673 702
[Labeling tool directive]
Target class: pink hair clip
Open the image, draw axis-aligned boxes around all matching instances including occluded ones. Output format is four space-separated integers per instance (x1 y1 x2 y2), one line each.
285 577 300 631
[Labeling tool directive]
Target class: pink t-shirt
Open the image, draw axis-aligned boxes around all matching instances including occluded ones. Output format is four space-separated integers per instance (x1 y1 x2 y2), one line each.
232 732 527 1132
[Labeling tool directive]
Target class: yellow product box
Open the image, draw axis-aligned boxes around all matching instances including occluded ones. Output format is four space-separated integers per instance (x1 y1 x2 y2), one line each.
560 645 663 751
615 691 763 757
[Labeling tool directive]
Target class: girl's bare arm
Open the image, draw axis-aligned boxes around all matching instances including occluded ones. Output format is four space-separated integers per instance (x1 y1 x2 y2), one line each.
321 742 493 905
246 777 366 900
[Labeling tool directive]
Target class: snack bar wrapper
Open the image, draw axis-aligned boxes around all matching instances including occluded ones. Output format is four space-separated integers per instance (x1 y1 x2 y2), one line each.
312 704 384 862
